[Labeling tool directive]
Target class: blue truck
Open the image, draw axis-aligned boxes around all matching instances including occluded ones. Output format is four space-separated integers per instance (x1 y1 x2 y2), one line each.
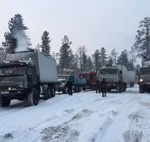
56 73 86 94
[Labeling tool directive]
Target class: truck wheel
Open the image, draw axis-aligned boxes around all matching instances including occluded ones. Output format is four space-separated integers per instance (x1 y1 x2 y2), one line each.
116 85 121 93
63 87 68 94
139 86 145 93
27 88 39 106
43 91 49 100
51 85 56 97
0 97 11 107
74 86 79 92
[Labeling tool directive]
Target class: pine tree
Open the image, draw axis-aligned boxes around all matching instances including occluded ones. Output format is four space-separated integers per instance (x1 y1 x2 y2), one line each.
134 17 150 57
110 48 118 64
59 35 72 72
107 57 113 66
117 50 130 69
71 53 80 76
77 46 87 72
92 49 100 72
82 51 88 71
87 56 93 71
35 44 41 52
41 31 51 56
100 47 107 66
2 14 30 53
0 47 6 62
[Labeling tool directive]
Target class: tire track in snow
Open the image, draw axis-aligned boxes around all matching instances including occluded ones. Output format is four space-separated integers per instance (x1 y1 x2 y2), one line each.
123 111 143 142
91 93 142 142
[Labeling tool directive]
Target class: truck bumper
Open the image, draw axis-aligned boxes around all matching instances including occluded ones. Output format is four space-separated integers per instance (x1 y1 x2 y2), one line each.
139 83 150 88
0 89 27 97
56 87 64 92
107 82 117 89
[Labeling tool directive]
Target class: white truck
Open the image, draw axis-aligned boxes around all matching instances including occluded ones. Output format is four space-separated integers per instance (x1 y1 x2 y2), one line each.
0 50 58 107
127 71 136 87
98 65 129 93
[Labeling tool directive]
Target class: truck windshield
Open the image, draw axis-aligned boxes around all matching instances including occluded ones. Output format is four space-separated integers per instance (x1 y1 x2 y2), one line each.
99 69 118 74
79 74 90 79
0 66 26 75
140 68 150 75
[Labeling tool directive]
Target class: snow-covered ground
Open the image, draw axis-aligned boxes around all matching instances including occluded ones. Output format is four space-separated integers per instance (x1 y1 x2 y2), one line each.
0 85 150 142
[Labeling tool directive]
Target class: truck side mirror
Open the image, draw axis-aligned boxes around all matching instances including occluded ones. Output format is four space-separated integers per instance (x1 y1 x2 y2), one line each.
120 71 122 74
136 70 138 75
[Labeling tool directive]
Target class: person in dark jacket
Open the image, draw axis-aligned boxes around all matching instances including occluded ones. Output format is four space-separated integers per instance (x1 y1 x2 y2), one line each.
95 78 101 93
67 78 73 95
101 78 107 97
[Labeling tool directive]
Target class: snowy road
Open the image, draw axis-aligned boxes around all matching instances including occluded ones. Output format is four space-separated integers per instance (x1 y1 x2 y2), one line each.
0 85 150 142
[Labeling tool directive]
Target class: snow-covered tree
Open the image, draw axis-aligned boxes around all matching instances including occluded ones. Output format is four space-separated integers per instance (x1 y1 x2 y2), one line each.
117 50 130 69
59 35 72 72
2 14 30 53
87 56 93 71
134 17 150 57
92 49 100 72
82 51 88 71
100 47 107 66
41 31 51 56
110 48 118 64
77 45 87 72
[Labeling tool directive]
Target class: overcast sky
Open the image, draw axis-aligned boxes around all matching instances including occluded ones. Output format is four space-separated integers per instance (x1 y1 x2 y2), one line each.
0 0 150 56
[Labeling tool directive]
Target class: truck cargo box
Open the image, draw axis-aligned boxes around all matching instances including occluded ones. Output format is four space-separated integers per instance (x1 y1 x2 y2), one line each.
6 51 58 83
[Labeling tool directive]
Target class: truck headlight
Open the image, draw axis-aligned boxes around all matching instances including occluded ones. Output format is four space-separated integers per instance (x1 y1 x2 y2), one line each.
140 79 143 82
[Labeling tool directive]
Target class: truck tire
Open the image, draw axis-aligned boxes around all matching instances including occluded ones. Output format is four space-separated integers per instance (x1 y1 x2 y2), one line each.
139 86 145 93
63 87 68 94
74 86 79 92
51 85 55 97
83 87 86 91
116 85 121 93
27 88 39 106
43 90 49 100
0 97 11 107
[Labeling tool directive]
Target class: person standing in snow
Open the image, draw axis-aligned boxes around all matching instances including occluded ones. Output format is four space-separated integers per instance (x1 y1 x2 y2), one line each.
101 78 107 97
67 78 73 95
95 78 101 93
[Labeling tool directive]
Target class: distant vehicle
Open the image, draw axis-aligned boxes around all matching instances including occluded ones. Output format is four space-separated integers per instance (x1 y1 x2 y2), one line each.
56 75 70 94
79 72 97 90
98 65 129 93
0 51 58 107
137 59 150 93
127 71 136 87
56 70 86 94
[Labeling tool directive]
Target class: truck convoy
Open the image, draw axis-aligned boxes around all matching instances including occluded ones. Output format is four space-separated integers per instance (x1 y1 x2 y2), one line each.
138 58 150 93
98 65 130 93
0 51 57 107
56 69 86 94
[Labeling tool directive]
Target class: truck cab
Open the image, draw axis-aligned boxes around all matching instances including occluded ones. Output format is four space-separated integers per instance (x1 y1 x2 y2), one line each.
79 72 96 90
98 66 128 93
0 61 38 107
0 51 58 107
138 67 150 93
98 67 121 92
